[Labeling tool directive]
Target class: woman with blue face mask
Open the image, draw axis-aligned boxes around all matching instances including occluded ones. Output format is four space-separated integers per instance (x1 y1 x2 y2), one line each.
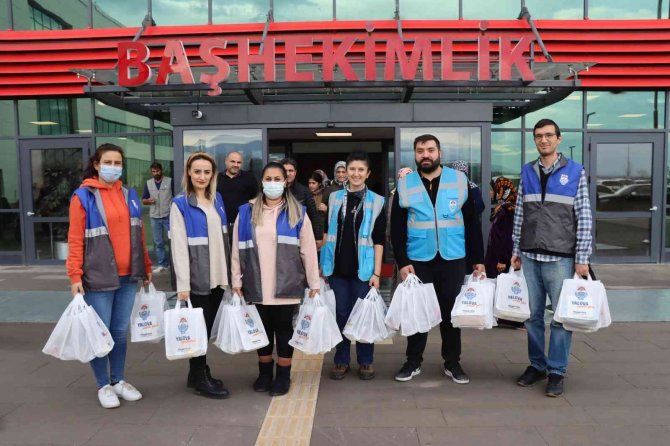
231 162 320 396
67 143 152 409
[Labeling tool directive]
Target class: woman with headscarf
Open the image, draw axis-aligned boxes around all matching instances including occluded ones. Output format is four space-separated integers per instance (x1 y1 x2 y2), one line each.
323 161 347 207
308 170 327 233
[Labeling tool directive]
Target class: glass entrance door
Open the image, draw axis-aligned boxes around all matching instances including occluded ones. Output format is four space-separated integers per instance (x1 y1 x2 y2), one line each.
588 133 665 263
19 139 90 263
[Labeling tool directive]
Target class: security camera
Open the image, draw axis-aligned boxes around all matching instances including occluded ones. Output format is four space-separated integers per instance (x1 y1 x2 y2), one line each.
192 110 203 119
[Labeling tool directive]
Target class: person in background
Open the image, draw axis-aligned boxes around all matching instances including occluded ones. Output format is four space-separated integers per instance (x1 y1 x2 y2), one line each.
450 160 485 273
216 151 258 237
231 162 320 396
171 152 231 399
280 158 323 247
323 161 347 204
321 151 386 381
67 143 152 409
314 169 330 188
308 170 327 235
142 162 173 273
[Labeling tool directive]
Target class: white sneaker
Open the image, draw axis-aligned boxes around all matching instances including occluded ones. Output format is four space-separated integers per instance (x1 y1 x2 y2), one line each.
152 266 166 273
98 385 120 409
113 380 143 401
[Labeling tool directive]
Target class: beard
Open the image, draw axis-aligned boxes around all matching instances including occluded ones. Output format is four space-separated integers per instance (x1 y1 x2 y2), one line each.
416 158 441 173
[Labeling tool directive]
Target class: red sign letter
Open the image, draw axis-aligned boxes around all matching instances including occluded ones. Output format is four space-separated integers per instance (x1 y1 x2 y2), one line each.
322 36 358 82
199 39 230 96
118 42 151 87
284 36 315 82
441 38 470 81
364 35 376 81
384 36 433 81
156 41 195 85
238 38 276 82
478 37 491 81
499 36 535 81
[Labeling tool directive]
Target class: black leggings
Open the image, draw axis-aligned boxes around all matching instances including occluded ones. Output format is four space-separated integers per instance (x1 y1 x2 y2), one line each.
255 304 298 358
189 287 224 369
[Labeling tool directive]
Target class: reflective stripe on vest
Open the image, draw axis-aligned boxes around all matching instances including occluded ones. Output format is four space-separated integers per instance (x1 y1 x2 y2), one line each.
237 203 307 302
172 192 230 295
397 168 467 262
320 189 385 281
72 185 146 291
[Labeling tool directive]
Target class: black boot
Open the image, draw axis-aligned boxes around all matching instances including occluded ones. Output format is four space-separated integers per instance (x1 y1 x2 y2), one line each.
269 364 291 396
188 365 223 389
191 366 230 399
253 361 274 392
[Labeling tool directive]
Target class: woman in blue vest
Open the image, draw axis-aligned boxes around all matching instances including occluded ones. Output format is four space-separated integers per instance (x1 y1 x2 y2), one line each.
67 143 152 409
231 162 320 396
170 152 231 399
320 151 386 381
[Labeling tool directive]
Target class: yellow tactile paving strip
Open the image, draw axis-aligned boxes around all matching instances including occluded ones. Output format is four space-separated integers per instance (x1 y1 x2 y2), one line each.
254 350 324 446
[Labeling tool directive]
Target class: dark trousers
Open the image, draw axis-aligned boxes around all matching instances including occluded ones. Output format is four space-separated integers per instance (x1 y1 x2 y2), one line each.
189 287 224 370
406 257 466 369
256 304 298 358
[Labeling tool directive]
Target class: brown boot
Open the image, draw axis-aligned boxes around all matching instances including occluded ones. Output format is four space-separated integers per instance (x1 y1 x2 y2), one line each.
330 364 350 380
358 364 375 380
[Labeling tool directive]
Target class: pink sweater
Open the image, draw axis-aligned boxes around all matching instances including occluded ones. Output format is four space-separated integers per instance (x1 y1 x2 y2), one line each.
231 201 320 305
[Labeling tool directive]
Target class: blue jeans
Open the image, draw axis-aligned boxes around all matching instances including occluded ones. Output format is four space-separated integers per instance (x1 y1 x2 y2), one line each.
522 255 574 376
329 276 374 366
84 276 138 388
150 217 170 267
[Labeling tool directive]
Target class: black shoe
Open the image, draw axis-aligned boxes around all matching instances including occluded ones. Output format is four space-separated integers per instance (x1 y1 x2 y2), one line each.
444 363 470 384
253 361 274 392
269 364 291 396
394 363 421 382
517 366 548 387
545 373 564 397
187 365 223 389
191 367 230 399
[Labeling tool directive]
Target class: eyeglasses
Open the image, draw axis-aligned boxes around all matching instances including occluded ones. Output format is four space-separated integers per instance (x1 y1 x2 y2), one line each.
534 133 557 141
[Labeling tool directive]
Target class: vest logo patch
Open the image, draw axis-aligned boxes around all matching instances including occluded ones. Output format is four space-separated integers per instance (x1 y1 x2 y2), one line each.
449 200 458 212
559 174 569 185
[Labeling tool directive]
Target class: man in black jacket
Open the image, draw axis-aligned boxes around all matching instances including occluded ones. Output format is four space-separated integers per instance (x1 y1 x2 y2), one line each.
281 158 324 246
216 151 258 234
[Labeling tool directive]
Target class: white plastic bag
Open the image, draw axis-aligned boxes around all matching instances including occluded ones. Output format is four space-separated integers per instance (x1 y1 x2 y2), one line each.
493 267 531 323
164 299 208 360
319 279 337 316
452 274 496 329
343 287 395 343
554 274 609 332
289 294 342 354
385 273 441 336
43 294 114 363
130 283 167 343
213 294 270 354
211 288 233 340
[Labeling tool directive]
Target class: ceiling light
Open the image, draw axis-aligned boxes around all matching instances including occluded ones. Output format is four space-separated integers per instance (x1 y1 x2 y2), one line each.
587 123 604 127
76 129 92 133
315 132 353 137
29 121 58 125
618 114 646 118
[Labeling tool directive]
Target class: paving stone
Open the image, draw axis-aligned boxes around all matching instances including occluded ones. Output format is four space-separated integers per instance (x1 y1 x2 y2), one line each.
537 425 670 446
310 427 421 446
619 372 670 389
187 426 259 446
581 405 670 426
440 406 594 427
315 408 446 428
85 423 195 446
0 420 103 445
417 426 547 446
563 388 670 407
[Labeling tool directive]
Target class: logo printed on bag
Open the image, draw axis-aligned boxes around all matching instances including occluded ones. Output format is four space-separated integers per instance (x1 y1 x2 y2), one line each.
575 286 588 300
244 311 261 336
139 304 150 321
462 287 479 305
296 315 312 337
178 317 189 334
511 282 522 295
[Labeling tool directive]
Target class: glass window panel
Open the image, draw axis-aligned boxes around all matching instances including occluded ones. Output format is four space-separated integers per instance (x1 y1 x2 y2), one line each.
154 133 174 188
0 3 8 30
587 91 665 129
31 147 83 218
274 0 332 21
155 118 173 132
589 0 665 19
525 92 583 130
212 0 268 23
18 98 92 136
525 0 583 19
153 0 207 25
95 101 150 133
0 213 21 252
491 132 522 185
12 0 89 30
595 143 652 212
400 0 458 19
463 0 520 19
0 101 15 137
400 127 482 186
596 218 650 257
93 0 148 28
0 140 19 209
35 222 70 259
337 0 395 20
183 129 263 180
667 144 670 248
493 117 521 129
525 131 582 164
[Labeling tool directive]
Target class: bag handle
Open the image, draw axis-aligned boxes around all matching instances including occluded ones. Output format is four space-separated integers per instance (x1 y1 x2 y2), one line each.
175 298 194 310
365 286 381 301
573 273 593 281
70 293 88 313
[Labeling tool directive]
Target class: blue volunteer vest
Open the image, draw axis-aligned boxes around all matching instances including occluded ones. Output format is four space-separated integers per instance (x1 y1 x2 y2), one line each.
237 202 307 302
72 185 146 291
320 188 385 281
397 168 468 262
172 192 230 295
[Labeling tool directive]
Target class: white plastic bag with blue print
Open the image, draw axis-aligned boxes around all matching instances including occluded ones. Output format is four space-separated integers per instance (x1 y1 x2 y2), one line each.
164 298 208 360
452 274 496 329
554 274 610 332
343 287 395 343
493 267 530 323
385 273 441 336
130 283 167 343
213 293 269 354
289 294 342 354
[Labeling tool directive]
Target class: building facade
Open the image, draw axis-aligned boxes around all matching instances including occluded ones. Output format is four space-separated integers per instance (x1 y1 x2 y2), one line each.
1 0 669 265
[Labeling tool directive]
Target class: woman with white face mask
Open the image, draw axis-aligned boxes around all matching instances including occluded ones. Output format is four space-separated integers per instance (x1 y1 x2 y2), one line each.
231 162 320 396
67 143 152 409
